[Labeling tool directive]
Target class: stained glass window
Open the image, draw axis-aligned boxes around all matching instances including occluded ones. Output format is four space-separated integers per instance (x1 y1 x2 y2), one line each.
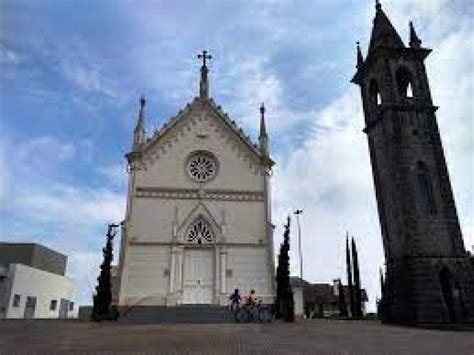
187 152 217 182
187 219 214 244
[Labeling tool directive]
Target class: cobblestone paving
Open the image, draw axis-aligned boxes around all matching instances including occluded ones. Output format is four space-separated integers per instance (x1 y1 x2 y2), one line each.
0 319 473 354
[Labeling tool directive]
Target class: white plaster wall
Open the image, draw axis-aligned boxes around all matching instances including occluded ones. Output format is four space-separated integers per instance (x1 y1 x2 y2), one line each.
293 286 304 316
130 199 266 244
6 264 76 319
226 247 272 302
122 246 170 305
137 104 264 192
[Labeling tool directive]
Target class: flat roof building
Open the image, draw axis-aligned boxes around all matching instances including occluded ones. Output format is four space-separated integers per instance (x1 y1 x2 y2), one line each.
0 242 67 276
0 243 76 319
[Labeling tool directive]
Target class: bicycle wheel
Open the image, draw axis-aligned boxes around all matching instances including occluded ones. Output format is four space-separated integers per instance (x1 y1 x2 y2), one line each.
235 308 249 323
249 307 259 322
259 309 273 323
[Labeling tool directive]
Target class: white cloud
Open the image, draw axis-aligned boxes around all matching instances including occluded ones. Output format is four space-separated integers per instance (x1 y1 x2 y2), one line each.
0 140 8 204
68 251 103 306
0 134 126 305
61 60 116 99
0 43 18 63
272 91 384 310
96 163 128 192
13 186 124 226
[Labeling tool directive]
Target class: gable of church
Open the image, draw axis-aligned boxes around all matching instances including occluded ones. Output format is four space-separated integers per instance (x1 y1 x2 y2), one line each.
134 97 270 191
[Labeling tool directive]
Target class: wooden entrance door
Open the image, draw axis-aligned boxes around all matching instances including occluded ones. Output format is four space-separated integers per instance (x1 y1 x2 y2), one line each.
183 249 213 304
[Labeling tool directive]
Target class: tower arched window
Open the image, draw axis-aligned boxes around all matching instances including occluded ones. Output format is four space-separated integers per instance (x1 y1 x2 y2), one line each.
369 80 382 106
396 67 414 99
416 162 436 215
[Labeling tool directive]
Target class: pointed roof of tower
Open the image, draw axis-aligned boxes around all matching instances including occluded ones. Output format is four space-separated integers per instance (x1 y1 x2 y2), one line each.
352 2 431 85
368 1 405 55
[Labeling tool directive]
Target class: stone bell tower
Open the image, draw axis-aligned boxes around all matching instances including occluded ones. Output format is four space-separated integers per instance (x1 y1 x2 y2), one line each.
352 1 474 324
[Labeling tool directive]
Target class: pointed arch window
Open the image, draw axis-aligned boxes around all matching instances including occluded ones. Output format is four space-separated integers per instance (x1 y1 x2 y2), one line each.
416 162 436 215
396 67 415 99
186 218 214 244
406 82 414 98
369 80 382 106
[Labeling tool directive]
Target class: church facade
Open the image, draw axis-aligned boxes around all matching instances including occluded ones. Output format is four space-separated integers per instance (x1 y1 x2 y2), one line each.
353 3 474 324
117 52 275 310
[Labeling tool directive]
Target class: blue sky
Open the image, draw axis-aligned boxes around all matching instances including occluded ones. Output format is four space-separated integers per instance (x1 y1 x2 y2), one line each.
1 0 473 311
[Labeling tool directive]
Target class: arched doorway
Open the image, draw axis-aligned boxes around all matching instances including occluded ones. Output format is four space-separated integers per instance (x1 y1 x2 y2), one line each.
182 218 215 304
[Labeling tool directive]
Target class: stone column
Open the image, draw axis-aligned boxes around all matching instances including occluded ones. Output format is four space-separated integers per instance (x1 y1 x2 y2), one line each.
214 245 219 304
169 246 177 293
220 248 227 295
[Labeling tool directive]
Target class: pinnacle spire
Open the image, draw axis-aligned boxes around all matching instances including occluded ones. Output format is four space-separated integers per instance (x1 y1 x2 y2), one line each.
375 0 382 11
259 103 267 137
409 21 422 48
197 50 212 98
368 1 404 55
133 94 146 149
356 42 364 68
259 103 269 157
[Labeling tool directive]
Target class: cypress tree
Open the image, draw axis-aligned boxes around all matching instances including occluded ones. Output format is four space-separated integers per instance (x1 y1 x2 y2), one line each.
275 217 294 322
379 267 385 298
92 223 118 321
338 279 348 317
351 237 362 318
378 267 386 321
345 234 355 317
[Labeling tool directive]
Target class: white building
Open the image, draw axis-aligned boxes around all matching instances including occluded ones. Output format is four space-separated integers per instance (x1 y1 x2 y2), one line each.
118 52 275 310
0 243 76 319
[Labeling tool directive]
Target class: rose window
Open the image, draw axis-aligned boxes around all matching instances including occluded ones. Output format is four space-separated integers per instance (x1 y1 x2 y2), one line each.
186 219 214 244
187 152 218 182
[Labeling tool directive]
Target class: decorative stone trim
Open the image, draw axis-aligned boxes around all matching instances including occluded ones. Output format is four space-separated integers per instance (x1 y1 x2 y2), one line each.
129 240 268 247
135 187 264 202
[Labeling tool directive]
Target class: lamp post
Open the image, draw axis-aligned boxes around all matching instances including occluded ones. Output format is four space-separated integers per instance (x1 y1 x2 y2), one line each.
294 209 303 281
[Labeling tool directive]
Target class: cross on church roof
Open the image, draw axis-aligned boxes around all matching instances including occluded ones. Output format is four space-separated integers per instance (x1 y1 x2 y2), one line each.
197 50 212 67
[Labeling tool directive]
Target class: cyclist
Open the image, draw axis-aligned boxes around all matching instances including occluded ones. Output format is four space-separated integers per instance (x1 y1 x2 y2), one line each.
245 289 257 306
229 288 241 311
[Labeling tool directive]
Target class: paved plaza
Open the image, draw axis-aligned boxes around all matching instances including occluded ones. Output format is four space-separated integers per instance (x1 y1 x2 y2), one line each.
0 319 473 354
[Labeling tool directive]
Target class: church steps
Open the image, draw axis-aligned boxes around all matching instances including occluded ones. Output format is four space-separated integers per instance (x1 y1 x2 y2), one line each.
119 305 236 324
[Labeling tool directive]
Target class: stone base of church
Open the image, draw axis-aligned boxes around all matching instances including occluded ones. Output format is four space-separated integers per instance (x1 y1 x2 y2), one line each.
120 292 275 308
117 305 236 323
380 256 474 324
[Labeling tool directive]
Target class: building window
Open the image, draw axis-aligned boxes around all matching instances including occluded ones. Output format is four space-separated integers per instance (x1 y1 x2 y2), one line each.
50 300 57 311
186 218 214 244
186 151 218 183
369 79 382 106
12 294 20 308
396 66 415 99
69 302 74 311
417 162 436 214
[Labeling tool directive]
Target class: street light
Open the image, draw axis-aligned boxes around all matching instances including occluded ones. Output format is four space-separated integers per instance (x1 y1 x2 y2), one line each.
294 209 303 281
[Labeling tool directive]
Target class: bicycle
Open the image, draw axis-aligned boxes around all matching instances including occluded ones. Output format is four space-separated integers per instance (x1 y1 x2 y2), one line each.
233 301 273 323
